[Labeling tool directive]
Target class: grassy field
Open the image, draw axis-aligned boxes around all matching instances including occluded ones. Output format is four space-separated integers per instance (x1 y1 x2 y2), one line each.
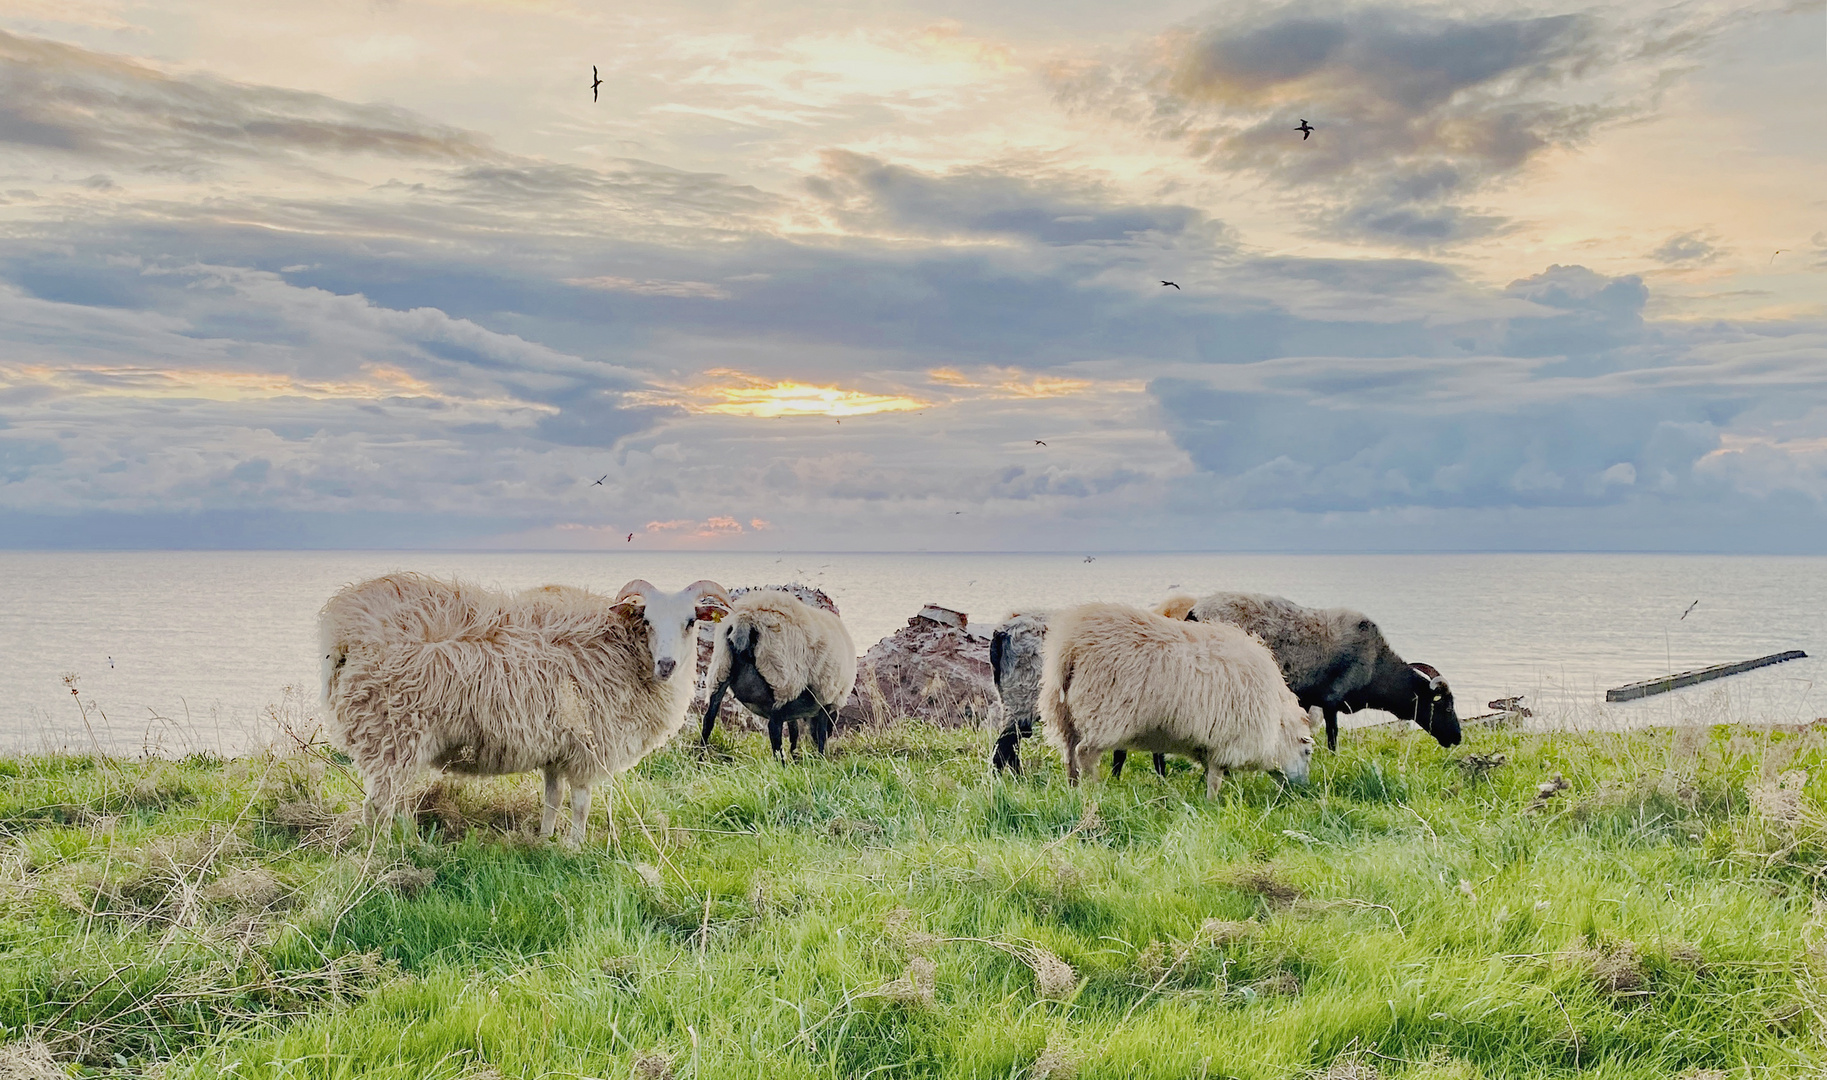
4 719 1827 1079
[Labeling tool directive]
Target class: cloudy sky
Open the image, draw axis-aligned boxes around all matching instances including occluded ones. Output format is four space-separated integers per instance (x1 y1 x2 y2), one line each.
1 0 1822 551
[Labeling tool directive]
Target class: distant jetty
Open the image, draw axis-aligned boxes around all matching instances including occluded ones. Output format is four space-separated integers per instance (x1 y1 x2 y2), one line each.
1606 650 1808 703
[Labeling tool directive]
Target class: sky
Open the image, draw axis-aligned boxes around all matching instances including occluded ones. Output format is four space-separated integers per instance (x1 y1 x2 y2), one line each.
0 0 1823 552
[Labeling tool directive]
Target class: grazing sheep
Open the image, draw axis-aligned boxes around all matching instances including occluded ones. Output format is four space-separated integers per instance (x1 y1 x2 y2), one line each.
1040 603 1315 797
320 573 729 843
1157 592 1460 752
701 589 858 761
988 612 1165 780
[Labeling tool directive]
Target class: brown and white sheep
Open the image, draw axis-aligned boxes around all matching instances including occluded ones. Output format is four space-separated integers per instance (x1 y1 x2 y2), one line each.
1040 602 1314 797
701 589 858 760
319 573 729 843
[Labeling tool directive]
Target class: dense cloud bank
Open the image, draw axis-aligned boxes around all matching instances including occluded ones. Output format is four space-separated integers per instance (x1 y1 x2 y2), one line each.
0 7 1823 551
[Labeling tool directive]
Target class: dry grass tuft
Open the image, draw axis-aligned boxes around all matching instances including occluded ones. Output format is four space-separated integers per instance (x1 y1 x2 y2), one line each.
1749 769 1810 827
877 956 937 1006
201 867 287 912
1219 864 1303 907
1557 937 1646 995
632 1050 676 1079
1244 970 1301 999
376 864 436 896
1025 945 1078 1000
1198 918 1258 946
266 796 357 850
1316 1053 1380 1080
1029 1029 1079 1080
0 1039 63 1080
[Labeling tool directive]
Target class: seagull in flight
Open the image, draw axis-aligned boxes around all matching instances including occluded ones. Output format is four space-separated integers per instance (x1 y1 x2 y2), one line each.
1296 119 1314 139
1160 280 1179 289
1034 439 1047 446
1680 599 1699 620
1083 556 1096 563
107 656 114 669
592 474 607 486
626 532 634 543
1772 250 1786 265
592 66 602 102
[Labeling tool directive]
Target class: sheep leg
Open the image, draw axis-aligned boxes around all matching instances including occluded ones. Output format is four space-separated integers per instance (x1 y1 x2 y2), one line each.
785 716 801 760
701 681 730 745
989 724 1023 775
811 707 832 755
567 783 591 848
1153 753 1168 778
1202 757 1227 800
1322 704 1341 753
1110 749 1127 779
1064 741 1081 787
1073 743 1101 790
540 766 562 840
768 717 787 763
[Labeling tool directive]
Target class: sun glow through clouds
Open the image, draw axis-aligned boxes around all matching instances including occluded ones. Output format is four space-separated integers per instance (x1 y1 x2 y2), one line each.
640 370 926 418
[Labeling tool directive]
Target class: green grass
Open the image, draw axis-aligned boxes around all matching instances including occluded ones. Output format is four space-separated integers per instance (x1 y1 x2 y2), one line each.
4 722 1827 1078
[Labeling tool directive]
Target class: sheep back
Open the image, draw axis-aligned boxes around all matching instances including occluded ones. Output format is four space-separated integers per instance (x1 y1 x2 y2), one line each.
320 573 695 796
1040 602 1307 773
707 590 858 710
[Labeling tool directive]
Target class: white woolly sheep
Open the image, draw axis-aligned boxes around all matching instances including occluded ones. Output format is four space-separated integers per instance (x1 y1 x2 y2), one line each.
1155 592 1461 753
320 573 729 843
988 611 1165 779
1040 602 1315 797
701 589 857 760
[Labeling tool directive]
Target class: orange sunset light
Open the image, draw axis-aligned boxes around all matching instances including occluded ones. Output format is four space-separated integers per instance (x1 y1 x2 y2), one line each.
680 370 925 418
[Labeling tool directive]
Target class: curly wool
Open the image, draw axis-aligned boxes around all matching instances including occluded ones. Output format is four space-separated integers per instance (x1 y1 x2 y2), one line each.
706 589 857 716
320 573 697 819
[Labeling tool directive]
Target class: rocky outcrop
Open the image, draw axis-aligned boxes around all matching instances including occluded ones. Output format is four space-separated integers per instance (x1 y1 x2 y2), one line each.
693 584 841 733
838 606 995 730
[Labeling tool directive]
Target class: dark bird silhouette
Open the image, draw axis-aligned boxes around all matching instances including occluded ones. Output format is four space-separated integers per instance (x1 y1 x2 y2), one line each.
1083 556 1095 563
1296 119 1314 139
592 66 602 102
1772 250 1786 265
107 656 114 669
1680 599 1699 620
1160 280 1179 289
1034 439 1047 446
592 474 607 486
626 532 634 543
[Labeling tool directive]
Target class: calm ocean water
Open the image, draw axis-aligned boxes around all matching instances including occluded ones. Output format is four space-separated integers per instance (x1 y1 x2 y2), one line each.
2 551 1823 755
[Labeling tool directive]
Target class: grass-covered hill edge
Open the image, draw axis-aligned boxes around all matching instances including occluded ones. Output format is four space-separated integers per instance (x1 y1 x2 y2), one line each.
3 721 1827 1079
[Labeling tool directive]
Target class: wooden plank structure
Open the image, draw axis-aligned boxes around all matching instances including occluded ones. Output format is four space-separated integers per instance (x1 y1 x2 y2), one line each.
1606 650 1808 703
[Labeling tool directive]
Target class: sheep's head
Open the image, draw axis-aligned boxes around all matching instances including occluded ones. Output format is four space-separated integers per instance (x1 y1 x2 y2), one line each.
614 579 730 682
1408 663 1462 747
1276 704 1317 785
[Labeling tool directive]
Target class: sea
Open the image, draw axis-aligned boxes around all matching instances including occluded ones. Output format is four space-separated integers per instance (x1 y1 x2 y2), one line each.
2 551 1823 756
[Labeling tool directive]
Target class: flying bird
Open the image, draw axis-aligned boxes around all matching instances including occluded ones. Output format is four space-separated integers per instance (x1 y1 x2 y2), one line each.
1680 599 1699 620
1772 250 1786 265
1083 556 1096 563
1296 119 1314 139
626 532 634 543
1160 281 1179 289
592 66 602 102
1034 439 1047 446
592 474 607 486
107 656 114 669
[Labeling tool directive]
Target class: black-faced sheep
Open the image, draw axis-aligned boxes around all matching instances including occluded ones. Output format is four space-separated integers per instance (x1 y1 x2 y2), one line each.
988 612 1165 780
1155 592 1461 753
701 589 857 761
1040 602 1315 797
320 573 729 843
